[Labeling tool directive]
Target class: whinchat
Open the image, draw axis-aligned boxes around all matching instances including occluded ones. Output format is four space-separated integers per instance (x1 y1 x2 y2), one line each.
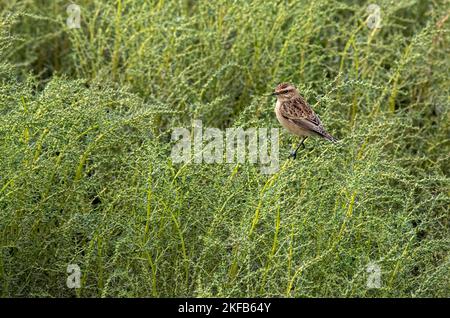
272 83 337 159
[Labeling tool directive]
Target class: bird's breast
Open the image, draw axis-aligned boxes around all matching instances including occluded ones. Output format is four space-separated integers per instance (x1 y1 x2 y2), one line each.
274 100 283 122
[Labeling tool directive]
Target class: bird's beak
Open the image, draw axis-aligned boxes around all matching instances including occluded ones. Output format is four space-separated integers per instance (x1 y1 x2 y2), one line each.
270 92 278 96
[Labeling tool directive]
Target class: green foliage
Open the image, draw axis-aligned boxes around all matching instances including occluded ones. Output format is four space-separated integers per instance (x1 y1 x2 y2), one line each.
0 0 449 297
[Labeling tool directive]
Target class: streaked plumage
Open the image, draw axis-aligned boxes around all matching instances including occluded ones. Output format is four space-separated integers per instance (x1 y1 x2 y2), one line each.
272 82 337 158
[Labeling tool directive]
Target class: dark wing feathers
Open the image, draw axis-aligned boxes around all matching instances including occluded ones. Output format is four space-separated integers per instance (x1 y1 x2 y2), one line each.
281 97 323 127
280 96 337 142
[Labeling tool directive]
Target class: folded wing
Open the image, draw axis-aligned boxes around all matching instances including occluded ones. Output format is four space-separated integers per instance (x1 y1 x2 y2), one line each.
280 97 327 136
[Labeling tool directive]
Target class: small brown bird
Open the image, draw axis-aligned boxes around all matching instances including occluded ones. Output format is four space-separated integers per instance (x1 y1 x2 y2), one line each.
272 83 337 159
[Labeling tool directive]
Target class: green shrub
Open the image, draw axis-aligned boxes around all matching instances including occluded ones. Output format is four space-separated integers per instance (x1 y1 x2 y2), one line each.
0 0 448 297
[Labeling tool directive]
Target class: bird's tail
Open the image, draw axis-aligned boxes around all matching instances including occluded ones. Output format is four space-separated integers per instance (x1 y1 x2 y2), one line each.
321 131 338 143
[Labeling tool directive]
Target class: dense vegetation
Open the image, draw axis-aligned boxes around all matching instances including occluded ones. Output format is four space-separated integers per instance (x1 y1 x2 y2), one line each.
0 0 448 297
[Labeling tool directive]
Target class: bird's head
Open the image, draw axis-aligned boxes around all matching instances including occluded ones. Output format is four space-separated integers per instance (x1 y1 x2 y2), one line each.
272 83 299 101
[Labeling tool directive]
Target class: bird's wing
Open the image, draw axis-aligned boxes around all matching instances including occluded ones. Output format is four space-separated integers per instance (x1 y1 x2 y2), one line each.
280 97 326 135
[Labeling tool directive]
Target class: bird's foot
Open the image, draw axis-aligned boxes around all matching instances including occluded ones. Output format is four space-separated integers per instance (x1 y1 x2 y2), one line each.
289 151 297 160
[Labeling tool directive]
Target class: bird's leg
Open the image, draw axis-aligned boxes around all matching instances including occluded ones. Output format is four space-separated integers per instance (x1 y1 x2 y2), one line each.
289 137 308 159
